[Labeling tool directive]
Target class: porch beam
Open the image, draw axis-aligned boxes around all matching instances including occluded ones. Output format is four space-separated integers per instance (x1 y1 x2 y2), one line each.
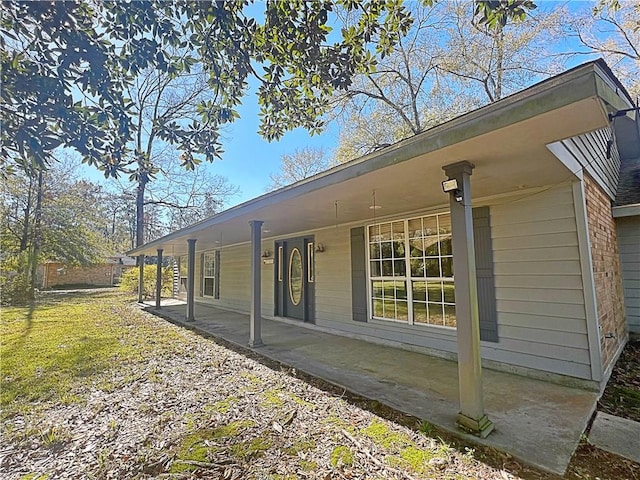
155 248 163 310
249 220 264 347
137 255 144 303
442 160 494 438
186 239 196 321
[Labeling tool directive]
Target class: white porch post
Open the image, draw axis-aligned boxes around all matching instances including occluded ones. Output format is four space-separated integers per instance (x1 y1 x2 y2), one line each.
442 161 494 438
155 248 163 310
137 255 144 303
249 220 264 347
186 239 196 322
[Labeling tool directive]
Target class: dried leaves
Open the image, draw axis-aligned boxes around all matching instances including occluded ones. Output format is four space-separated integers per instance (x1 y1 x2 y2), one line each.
3 300 518 479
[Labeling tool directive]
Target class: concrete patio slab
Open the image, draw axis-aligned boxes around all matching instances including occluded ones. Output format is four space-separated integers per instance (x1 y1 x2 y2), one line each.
589 412 640 463
143 300 598 475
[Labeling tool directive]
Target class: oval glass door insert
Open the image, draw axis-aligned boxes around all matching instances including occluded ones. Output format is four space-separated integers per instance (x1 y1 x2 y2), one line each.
289 248 303 306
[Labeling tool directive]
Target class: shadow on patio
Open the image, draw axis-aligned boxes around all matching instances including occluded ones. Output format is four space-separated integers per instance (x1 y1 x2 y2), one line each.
142 299 597 475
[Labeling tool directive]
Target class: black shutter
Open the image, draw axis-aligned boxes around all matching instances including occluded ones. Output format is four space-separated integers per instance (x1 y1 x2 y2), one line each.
350 227 368 322
214 250 220 299
473 207 498 342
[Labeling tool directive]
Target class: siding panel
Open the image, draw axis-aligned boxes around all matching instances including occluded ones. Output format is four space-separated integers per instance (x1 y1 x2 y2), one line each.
490 183 591 379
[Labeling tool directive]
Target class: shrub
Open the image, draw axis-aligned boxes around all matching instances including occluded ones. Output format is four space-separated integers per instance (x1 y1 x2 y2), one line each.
119 265 173 299
0 271 33 305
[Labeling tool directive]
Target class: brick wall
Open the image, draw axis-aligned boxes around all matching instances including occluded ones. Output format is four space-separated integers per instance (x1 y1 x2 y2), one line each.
43 262 115 288
584 174 627 371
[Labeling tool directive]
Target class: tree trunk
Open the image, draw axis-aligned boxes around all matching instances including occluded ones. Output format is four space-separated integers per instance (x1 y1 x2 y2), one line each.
19 173 34 252
494 29 504 101
28 169 44 298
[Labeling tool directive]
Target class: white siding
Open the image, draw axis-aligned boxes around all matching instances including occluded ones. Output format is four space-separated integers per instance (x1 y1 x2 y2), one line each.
488 184 591 379
617 216 640 333
561 127 620 199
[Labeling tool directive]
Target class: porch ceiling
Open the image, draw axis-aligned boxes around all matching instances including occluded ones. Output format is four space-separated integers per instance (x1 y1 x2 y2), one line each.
131 61 623 258
141 96 606 258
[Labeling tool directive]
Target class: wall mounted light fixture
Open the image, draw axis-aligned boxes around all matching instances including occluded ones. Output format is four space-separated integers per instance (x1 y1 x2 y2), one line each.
261 250 271 258
315 243 325 253
442 178 463 203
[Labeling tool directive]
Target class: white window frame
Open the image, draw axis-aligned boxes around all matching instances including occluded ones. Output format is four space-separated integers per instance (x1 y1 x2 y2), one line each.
366 212 456 328
202 251 217 298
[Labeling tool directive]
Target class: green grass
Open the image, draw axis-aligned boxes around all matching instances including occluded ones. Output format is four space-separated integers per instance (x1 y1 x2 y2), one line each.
0 290 186 418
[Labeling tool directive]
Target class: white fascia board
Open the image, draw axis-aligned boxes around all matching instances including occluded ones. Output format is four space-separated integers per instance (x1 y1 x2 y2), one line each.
612 203 640 218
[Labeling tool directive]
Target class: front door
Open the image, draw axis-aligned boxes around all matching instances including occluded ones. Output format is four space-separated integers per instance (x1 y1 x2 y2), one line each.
275 236 314 322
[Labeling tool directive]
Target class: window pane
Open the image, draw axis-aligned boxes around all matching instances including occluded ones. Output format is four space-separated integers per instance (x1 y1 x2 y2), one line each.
444 305 456 327
395 281 407 300
204 278 214 297
422 216 438 236
412 281 426 301
378 223 391 241
392 221 404 240
392 241 404 258
393 259 406 276
382 260 393 276
428 303 444 325
370 261 381 277
413 302 427 323
369 243 381 259
372 280 383 298
443 282 455 304
427 281 442 302
381 242 393 259
409 238 423 258
441 256 453 278
373 298 383 317
439 237 452 255
424 236 439 256
410 259 424 277
425 258 440 277
396 301 408 321
438 215 452 235
408 218 422 238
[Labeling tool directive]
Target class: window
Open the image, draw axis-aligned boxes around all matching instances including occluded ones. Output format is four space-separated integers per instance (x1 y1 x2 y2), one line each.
178 256 188 293
368 212 455 328
202 251 217 298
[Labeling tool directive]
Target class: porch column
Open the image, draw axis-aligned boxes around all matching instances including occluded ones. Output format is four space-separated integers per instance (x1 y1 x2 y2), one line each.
442 161 494 438
249 220 264 347
155 248 163 309
186 239 196 322
137 255 144 303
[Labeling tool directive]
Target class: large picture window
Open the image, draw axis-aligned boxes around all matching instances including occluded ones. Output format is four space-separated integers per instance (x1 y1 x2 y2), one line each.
368 212 455 328
202 252 217 298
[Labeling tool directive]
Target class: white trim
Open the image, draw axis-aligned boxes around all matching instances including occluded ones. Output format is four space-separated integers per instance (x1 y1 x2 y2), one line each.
572 179 603 382
546 142 583 178
612 203 640 218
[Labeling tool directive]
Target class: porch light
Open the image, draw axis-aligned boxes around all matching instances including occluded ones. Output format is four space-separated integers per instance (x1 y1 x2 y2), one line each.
261 250 271 258
442 178 463 203
315 243 325 253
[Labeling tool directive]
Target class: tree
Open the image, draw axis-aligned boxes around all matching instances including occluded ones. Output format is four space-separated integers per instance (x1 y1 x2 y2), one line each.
1 1 416 175
332 0 562 162
568 0 639 99
1 161 110 301
267 147 333 191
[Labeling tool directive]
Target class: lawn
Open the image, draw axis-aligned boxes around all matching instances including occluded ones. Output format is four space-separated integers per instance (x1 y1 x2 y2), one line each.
1 290 638 479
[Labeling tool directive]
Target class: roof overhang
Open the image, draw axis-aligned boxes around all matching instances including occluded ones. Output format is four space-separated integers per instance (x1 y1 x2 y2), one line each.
129 60 630 257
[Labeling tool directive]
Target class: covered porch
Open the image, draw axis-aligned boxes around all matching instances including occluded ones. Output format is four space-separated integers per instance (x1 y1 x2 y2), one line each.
142 298 597 475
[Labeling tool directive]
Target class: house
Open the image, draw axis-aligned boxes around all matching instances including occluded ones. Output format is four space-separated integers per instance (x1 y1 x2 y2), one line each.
128 60 639 437
40 254 137 289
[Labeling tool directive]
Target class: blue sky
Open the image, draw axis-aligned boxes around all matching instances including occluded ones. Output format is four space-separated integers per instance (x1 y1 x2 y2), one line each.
77 1 604 207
